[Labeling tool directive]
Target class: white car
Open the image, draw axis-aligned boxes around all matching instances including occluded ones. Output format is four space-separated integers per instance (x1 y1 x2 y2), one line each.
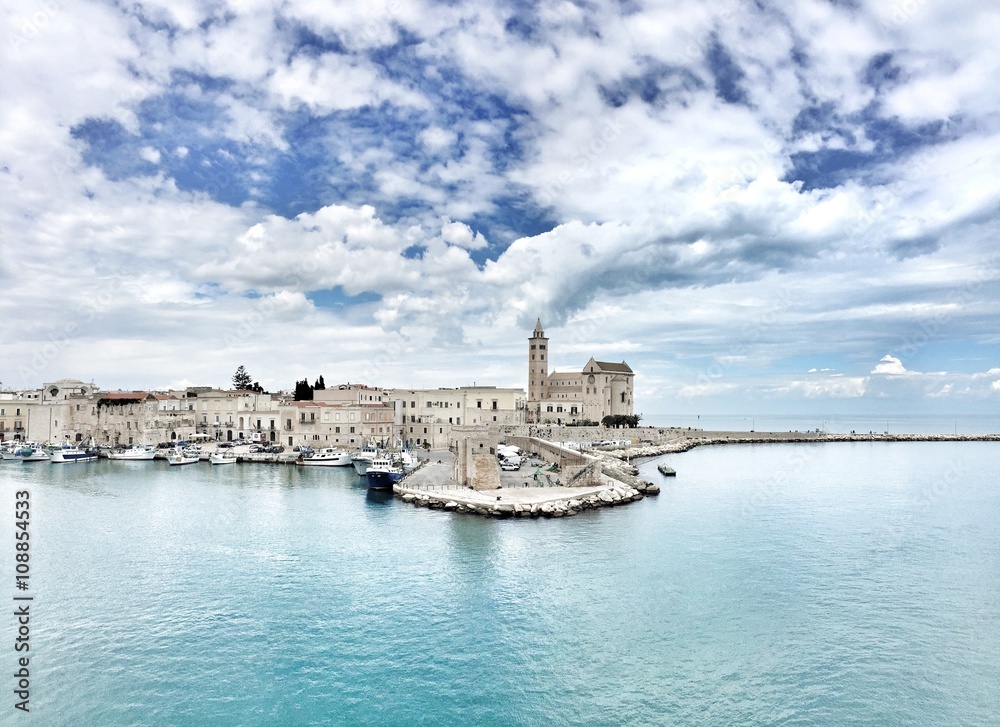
500 459 520 471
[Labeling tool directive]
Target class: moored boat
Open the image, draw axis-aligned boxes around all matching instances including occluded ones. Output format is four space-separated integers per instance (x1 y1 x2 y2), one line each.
167 447 201 466
365 457 404 490
50 445 99 463
395 450 420 473
108 444 157 461
20 447 50 463
209 451 237 465
352 446 378 476
299 448 353 466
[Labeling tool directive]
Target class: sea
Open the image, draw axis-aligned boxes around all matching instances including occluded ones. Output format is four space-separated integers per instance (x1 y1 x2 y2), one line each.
2 440 999 726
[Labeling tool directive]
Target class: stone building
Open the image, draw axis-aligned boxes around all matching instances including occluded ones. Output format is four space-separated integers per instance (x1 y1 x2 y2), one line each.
95 392 197 445
277 399 395 450
527 319 635 425
388 386 526 449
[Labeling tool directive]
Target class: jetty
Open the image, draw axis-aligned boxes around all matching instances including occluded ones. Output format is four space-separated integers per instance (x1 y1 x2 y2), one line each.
393 445 659 519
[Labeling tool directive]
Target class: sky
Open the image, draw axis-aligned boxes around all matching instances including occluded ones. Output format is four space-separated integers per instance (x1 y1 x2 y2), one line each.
2 0 1000 426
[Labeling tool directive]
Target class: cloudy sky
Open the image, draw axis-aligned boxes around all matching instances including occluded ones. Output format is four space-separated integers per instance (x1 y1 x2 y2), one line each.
3 0 1000 426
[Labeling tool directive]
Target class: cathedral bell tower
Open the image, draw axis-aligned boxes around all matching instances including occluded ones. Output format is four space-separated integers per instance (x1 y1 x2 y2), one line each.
528 318 548 406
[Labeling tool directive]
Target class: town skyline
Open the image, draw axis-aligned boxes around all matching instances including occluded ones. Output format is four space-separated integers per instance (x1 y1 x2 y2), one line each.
3 2 1000 423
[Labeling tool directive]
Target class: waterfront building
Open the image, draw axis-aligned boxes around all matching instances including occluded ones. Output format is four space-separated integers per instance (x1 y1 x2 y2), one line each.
313 383 389 406
527 319 635 425
95 392 197 446
0 390 29 442
277 399 395 449
179 388 280 443
25 379 104 444
387 386 526 449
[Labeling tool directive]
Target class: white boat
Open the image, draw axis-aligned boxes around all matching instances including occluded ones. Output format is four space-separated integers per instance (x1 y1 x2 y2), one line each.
351 446 379 476
395 450 421 473
167 447 201 466
210 451 237 465
108 445 157 461
50 445 99 463
20 447 51 462
299 448 353 466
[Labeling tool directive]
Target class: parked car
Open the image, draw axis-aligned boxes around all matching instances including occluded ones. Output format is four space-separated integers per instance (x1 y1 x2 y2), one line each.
217 442 234 448
265 445 284 454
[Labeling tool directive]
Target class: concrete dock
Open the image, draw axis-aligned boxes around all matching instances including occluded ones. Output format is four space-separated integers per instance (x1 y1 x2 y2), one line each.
395 449 657 518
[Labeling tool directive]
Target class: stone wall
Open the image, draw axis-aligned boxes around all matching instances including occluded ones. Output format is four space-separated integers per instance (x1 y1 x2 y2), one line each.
507 436 602 487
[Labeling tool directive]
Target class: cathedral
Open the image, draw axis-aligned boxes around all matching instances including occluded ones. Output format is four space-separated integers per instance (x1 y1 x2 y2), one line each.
527 319 634 424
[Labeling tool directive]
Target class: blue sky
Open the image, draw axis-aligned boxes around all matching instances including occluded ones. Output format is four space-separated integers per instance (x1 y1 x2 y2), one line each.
2 0 1000 425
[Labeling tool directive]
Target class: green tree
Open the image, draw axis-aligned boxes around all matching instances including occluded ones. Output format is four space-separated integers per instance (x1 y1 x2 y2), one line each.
232 365 253 390
313 375 326 390
294 379 313 401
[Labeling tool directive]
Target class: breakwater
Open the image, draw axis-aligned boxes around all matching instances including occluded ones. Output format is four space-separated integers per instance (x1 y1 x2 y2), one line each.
604 431 1000 461
394 478 659 518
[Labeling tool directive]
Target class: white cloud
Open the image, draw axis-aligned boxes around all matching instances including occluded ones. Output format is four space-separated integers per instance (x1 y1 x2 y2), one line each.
441 220 488 250
419 126 457 152
2 0 1000 421
139 146 161 164
871 355 909 376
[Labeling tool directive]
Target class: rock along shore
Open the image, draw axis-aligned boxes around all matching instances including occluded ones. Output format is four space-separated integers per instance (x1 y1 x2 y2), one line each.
393 478 659 518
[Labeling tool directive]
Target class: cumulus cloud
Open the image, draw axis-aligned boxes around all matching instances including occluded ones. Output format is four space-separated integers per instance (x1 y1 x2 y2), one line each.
872 355 909 375
2 0 1000 419
441 220 488 250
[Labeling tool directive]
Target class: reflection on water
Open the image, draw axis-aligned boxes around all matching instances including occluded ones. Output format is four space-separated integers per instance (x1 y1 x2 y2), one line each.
365 489 394 506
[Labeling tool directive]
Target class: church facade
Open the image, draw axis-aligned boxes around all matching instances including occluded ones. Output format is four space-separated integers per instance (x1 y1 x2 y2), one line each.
526 319 634 425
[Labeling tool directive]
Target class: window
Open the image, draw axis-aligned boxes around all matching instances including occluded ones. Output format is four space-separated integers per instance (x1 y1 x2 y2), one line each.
476 401 482 408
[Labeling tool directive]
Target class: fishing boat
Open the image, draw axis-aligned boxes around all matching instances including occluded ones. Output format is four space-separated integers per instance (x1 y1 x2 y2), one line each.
107 444 157 461
209 451 237 465
50 444 99 463
395 450 421 473
299 448 353 466
365 457 404 490
351 446 379 476
657 464 676 476
167 447 201 466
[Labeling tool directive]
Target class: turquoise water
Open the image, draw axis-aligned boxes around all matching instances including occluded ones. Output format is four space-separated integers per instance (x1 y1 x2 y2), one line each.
2 442 999 725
